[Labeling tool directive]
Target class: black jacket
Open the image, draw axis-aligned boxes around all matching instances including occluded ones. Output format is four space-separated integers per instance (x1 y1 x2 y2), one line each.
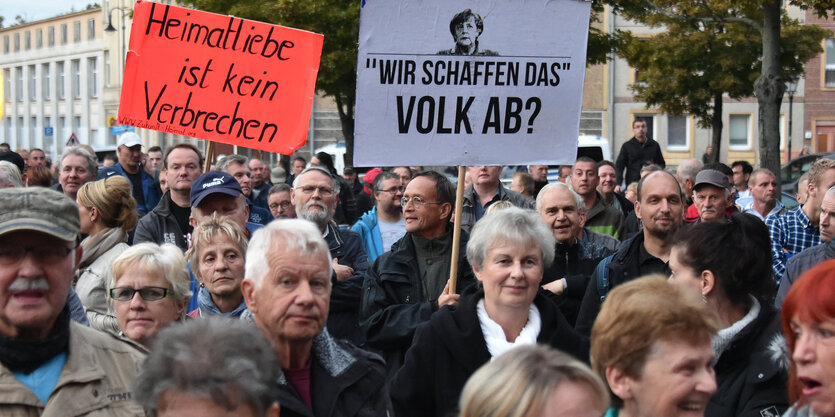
360 231 476 379
324 224 370 347
707 306 789 417
276 330 392 417
133 191 189 251
542 240 613 326
390 287 590 417
574 233 668 335
615 137 666 186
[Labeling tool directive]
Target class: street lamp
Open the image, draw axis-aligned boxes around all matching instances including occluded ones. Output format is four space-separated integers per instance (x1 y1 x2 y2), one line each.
786 79 798 162
104 6 131 85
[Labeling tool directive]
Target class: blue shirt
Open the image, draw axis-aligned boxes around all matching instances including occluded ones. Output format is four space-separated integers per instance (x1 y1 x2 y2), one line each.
13 352 68 404
766 207 821 280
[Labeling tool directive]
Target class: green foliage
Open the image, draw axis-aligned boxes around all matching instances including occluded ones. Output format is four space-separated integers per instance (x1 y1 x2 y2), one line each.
616 4 829 130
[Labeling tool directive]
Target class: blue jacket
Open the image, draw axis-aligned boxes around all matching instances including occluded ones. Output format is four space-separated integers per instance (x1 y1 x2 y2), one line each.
98 163 161 215
351 207 384 262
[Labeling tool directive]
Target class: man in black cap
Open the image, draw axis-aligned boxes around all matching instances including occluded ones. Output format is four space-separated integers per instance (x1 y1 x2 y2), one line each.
189 171 263 238
692 169 734 223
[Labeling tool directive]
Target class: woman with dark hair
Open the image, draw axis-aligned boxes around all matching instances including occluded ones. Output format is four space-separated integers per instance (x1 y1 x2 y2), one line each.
781 259 835 417
668 213 788 416
310 151 358 224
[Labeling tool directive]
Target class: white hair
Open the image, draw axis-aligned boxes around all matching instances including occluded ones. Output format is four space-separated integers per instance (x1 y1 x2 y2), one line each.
244 219 332 288
536 182 585 212
0 161 22 188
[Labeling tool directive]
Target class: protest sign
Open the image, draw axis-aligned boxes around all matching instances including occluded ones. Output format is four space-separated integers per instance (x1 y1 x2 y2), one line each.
118 1 324 155
354 0 591 166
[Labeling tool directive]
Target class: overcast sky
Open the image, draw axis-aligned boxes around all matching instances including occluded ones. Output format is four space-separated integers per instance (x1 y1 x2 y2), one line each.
0 1 96 23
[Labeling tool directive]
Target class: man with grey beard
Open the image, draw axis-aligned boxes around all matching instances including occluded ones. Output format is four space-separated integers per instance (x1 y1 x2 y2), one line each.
292 166 370 346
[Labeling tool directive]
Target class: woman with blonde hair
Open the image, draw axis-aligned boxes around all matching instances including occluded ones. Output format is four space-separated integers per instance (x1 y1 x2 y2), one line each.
186 216 249 318
459 344 609 417
74 176 137 332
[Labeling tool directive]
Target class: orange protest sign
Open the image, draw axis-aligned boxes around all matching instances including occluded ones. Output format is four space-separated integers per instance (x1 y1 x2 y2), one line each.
117 1 323 155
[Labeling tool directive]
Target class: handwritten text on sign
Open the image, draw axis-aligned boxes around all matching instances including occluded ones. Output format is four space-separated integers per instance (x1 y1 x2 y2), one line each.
354 1 591 166
118 1 323 154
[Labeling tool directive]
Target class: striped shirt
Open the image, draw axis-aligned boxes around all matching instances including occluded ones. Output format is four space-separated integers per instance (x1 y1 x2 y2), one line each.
766 207 821 280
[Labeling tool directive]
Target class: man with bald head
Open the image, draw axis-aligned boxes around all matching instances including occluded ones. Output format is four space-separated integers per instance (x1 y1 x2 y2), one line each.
575 170 684 334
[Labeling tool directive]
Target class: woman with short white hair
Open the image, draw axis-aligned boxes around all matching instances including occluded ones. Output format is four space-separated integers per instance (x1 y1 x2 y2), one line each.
391 207 588 417
110 242 191 349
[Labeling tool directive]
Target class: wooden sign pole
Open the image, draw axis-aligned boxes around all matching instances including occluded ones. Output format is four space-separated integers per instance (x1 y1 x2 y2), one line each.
448 165 466 293
203 142 215 174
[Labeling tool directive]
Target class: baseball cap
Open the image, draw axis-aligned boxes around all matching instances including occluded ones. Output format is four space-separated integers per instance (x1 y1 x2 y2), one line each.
0 187 80 241
191 171 243 207
117 132 142 148
363 168 383 186
270 167 287 184
694 169 731 191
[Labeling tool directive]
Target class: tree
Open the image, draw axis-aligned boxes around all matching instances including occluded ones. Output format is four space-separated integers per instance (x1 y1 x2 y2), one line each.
608 0 832 182
618 8 827 165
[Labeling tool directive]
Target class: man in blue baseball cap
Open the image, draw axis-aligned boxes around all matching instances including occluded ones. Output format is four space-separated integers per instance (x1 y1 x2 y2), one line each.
189 171 263 239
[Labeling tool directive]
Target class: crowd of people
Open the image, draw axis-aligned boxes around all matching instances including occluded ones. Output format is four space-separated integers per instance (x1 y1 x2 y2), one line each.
0 134 834 417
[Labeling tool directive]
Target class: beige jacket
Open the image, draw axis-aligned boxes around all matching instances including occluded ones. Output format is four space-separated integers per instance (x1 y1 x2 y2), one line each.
0 322 146 416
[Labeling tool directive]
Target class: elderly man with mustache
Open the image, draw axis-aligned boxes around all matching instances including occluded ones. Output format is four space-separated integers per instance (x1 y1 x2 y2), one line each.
292 167 370 347
0 187 146 415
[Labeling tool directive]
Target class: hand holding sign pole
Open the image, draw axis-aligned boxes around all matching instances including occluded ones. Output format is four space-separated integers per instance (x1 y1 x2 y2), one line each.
118 1 323 156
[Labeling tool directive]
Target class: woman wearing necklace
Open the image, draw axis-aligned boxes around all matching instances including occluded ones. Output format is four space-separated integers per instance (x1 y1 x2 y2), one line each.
391 207 588 417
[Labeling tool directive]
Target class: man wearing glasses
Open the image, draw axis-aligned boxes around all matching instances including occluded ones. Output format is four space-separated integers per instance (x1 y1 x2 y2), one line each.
267 183 297 219
360 171 476 379
352 171 407 262
0 187 145 415
292 166 369 347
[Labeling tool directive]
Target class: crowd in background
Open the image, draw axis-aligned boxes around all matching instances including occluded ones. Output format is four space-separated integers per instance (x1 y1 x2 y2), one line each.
0 131 835 417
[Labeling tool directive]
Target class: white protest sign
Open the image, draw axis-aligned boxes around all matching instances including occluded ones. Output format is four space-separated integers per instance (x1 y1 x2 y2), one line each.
354 0 591 166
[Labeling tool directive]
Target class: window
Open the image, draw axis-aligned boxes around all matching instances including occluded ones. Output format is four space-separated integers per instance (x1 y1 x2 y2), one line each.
3 35 8 53
36 29 42 48
42 64 50 100
73 116 81 134
44 116 51 141
104 50 111 86
24 32 30 50
88 57 97 97
30 116 36 143
13 33 19 51
57 62 65 99
826 38 835 88
16 117 23 144
729 114 751 150
74 21 81 43
667 115 689 150
48 27 55 46
58 116 65 142
15 67 22 102
61 24 68 44
634 114 656 141
88 19 95 40
28 65 36 101
71 59 80 98
3 69 10 101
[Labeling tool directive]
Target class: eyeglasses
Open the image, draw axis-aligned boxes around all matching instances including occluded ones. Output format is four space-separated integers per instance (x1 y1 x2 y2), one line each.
109 286 173 301
296 185 334 197
401 196 444 207
269 201 292 210
378 186 405 194
0 245 73 265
